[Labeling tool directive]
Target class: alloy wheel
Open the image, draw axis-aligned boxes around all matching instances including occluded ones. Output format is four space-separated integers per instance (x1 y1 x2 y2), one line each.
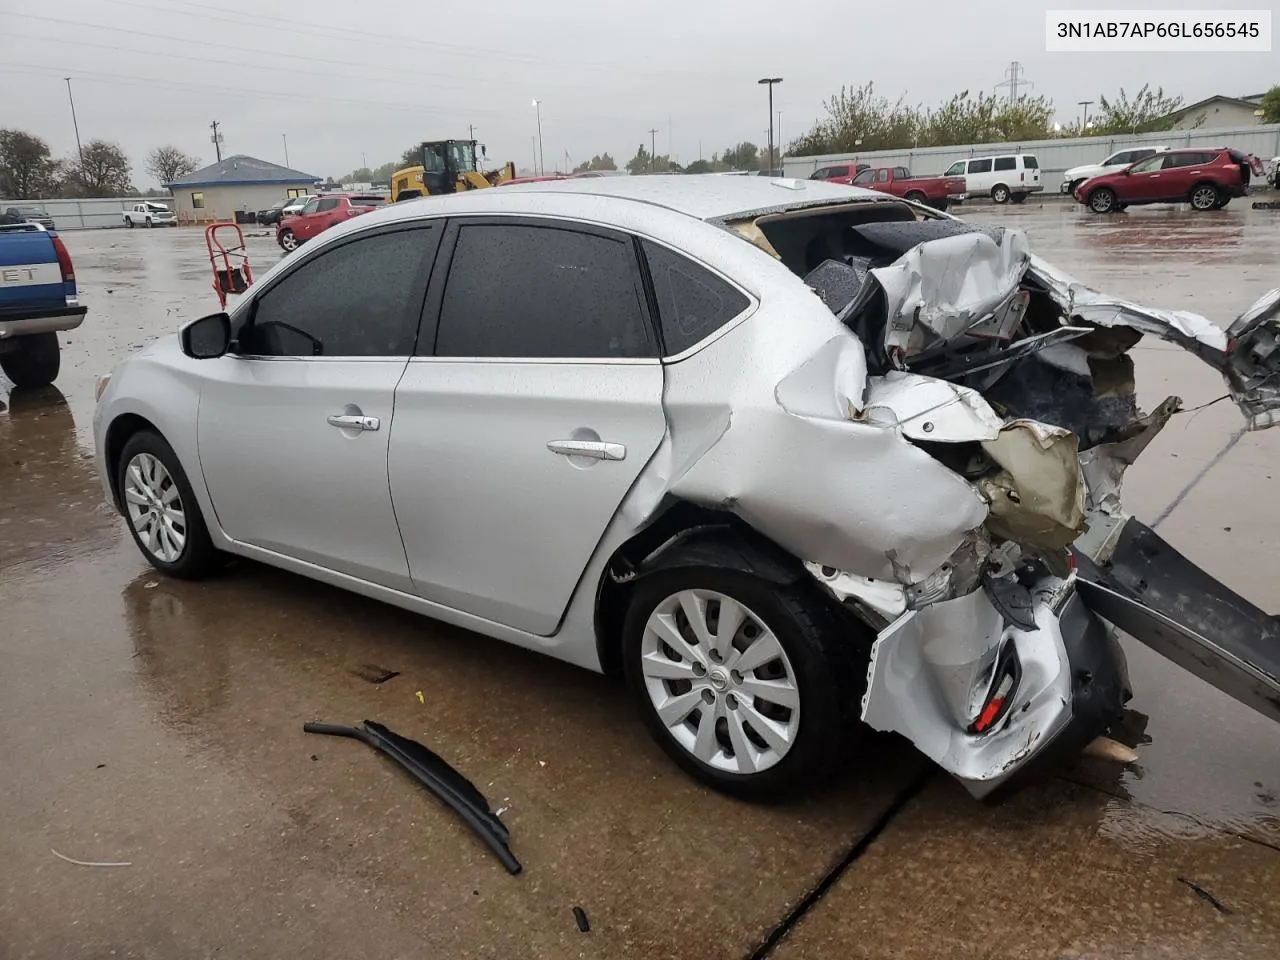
639 589 800 775
124 452 187 563
1090 190 1114 213
280 231 297 251
1191 186 1217 210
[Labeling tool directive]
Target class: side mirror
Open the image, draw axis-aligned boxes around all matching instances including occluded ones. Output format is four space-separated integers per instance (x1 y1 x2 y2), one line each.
181 312 231 359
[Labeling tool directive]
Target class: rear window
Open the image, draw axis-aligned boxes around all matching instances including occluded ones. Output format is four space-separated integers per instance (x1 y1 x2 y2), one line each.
1022 156 1038 169
316 198 341 212
993 157 1016 171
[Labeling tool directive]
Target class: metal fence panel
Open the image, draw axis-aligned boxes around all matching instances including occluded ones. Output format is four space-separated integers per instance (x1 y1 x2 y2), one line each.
2 197 174 230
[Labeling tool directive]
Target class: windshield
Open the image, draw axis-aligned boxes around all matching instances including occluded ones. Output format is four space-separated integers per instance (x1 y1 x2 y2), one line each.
16 206 46 216
449 141 477 172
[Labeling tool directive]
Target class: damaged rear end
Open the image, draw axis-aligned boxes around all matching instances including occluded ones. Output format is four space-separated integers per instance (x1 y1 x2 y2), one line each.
729 203 1280 796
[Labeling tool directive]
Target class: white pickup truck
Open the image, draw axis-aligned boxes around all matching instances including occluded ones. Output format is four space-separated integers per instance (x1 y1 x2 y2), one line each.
123 202 178 228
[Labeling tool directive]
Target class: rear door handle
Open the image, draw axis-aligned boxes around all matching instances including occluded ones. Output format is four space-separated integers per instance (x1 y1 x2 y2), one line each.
327 414 380 431
547 439 626 461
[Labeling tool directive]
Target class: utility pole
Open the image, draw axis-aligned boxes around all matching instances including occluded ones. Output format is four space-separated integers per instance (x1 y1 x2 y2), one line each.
758 77 783 172
209 120 223 162
994 61 1033 103
282 133 289 168
648 127 659 172
532 100 544 176
530 136 537 175
777 111 783 165
469 124 476 141
1078 100 1094 131
63 78 84 168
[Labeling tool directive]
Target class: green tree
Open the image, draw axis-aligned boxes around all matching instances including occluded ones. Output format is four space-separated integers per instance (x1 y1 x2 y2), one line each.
0 129 62 198
1258 85 1280 124
572 152 618 173
720 141 761 171
68 140 132 197
683 159 714 175
626 143 652 174
1092 85 1192 134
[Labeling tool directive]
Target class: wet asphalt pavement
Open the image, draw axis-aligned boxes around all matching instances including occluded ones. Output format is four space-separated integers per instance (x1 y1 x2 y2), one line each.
2 201 1278 959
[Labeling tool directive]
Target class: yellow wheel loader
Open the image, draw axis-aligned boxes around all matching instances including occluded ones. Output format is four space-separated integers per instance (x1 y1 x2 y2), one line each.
390 140 516 202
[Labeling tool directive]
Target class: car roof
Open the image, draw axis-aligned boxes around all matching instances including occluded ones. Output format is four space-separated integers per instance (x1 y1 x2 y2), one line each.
451 174 879 222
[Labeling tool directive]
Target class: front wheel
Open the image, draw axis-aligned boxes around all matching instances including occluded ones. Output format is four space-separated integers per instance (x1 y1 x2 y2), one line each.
991 184 1011 204
904 190 927 204
278 229 298 251
125 218 134 228
117 430 219 579
622 566 866 800
0 332 60 387
1088 188 1117 213
145 218 153 228
1189 183 1220 211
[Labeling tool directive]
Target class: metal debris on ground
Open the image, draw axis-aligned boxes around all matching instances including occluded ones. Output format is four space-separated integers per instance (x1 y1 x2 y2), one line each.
350 663 400 685
303 720 521 874
573 906 590 933
1177 877 1233 914
51 848 132 868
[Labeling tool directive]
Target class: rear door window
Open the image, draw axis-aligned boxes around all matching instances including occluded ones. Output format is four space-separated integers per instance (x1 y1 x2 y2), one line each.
969 159 992 173
894 166 910 179
241 227 439 357
993 157 1016 171
642 240 750 356
316 198 341 212
875 168 890 183
434 221 653 359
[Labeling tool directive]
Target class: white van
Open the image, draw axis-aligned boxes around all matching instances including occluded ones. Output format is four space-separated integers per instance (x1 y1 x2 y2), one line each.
943 154 1042 203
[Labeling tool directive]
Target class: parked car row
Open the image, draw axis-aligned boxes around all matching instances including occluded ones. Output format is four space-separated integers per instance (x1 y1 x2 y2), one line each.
2 205 56 230
810 154 1043 205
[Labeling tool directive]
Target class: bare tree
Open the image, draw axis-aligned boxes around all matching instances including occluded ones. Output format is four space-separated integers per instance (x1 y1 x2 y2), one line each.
70 140 133 197
0 129 62 198
145 145 199 186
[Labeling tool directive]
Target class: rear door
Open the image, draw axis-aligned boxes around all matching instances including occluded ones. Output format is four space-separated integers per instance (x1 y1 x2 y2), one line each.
1021 155 1040 189
196 224 441 590
389 216 667 635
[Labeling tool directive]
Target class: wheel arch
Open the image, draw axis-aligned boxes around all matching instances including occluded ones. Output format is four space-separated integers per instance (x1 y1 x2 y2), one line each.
103 412 162 512
1188 179 1220 203
592 500 808 678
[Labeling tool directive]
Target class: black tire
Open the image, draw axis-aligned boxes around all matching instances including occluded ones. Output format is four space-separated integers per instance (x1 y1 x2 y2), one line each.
991 184 1010 204
278 229 297 251
126 218 135 228
622 566 867 800
904 190 927 204
146 218 153 228
1009 191 1028 204
1213 197 1231 209
1189 183 1219 211
1088 188 1117 213
0 332 60 387
116 430 219 579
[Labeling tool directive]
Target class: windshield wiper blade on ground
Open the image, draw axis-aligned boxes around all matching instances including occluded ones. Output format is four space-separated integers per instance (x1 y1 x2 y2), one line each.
303 720 522 875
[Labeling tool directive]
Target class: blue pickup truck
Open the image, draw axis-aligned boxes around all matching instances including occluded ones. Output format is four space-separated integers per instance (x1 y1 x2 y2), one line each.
0 219 86 387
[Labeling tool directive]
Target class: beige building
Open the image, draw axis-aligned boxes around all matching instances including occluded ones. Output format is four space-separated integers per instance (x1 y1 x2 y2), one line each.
165 155 319 223
1161 94 1266 131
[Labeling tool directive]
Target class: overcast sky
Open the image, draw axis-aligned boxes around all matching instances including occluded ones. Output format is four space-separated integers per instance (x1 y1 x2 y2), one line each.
0 0 1273 184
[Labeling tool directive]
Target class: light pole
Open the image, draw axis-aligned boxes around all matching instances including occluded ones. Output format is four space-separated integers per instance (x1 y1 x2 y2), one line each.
1078 100 1094 132
282 133 289 168
648 127 659 172
532 99 544 176
64 77 84 168
758 77 782 172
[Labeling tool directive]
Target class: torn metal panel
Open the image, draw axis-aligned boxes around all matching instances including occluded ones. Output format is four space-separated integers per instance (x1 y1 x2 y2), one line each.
861 588 1074 798
856 371 1003 442
977 420 1086 553
1077 396 1180 517
871 229 1031 357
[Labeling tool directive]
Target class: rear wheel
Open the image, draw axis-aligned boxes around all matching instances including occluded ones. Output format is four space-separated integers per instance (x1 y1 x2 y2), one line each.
117 430 219 579
0 332 60 387
1009 191 1028 204
1214 197 1231 209
1088 188 1117 213
991 184 1011 204
622 566 866 800
1189 183 1219 211
278 229 298 251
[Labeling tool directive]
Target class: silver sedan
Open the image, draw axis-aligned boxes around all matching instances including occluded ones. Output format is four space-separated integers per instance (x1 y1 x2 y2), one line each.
93 177 1280 799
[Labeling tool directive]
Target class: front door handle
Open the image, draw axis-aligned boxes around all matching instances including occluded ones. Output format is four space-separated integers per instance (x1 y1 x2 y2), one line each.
327 414 380 431
547 439 626 461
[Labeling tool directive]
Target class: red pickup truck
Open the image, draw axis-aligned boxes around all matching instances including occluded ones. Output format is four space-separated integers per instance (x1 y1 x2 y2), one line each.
847 166 967 210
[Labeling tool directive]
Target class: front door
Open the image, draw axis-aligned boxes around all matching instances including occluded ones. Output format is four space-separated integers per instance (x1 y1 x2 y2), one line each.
197 223 441 590
1124 154 1175 201
389 218 667 636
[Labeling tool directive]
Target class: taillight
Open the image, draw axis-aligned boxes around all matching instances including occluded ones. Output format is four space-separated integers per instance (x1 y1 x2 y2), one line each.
969 642 1022 735
1020 171 1025 182
51 235 74 284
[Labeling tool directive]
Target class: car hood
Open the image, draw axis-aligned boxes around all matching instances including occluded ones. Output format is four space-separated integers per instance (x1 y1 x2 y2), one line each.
1063 163 1107 180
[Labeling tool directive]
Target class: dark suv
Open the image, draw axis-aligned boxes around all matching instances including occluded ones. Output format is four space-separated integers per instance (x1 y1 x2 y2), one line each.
1075 148 1262 213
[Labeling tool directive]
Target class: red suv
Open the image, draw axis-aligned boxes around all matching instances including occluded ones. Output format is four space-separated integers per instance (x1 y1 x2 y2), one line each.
808 162 870 185
1074 148 1261 214
277 194 385 251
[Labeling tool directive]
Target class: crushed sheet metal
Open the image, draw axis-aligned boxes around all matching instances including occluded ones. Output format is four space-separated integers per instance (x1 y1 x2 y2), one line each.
1078 396 1180 516
773 335 868 419
861 589 1074 797
857 370 1003 442
871 229 1031 356
806 562 906 623
978 420 1086 553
